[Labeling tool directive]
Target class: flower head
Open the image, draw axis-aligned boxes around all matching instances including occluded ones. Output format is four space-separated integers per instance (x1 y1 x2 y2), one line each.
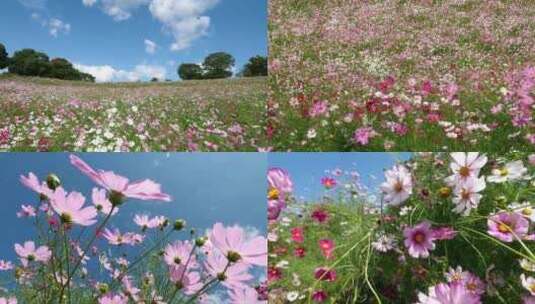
488 160 527 183
381 164 412 206
488 212 529 242
14 241 51 266
50 187 97 226
228 286 265 304
169 265 202 295
403 221 435 258
448 153 487 185
163 240 197 268
209 223 267 266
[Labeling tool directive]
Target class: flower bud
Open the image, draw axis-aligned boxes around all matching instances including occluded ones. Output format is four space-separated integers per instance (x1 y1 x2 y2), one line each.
438 187 451 198
173 219 186 231
108 190 125 207
46 174 61 190
195 237 207 247
227 251 241 263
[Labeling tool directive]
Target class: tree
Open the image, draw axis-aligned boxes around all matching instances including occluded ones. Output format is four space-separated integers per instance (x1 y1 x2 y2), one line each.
202 52 234 79
242 55 267 77
8 49 51 77
178 63 203 80
0 43 8 69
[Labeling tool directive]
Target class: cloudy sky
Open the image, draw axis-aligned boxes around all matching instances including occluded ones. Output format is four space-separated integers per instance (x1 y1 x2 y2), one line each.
1 0 267 82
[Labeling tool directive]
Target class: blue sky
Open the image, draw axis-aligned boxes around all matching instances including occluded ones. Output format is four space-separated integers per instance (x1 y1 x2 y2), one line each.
268 153 413 202
0 152 267 267
0 0 267 82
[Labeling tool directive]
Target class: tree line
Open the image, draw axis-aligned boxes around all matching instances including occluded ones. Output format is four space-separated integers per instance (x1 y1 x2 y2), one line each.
0 43 96 82
0 43 267 82
177 52 267 80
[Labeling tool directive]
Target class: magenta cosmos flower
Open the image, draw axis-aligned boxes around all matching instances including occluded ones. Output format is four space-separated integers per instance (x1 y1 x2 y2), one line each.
209 223 267 266
403 221 435 258
488 212 529 242
318 239 335 259
320 177 337 189
49 187 98 226
14 241 51 266
70 155 171 205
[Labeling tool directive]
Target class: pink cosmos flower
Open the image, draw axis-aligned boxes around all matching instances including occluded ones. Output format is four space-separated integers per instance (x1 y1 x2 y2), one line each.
20 173 52 198
168 265 202 295
445 266 485 295
14 241 51 266
309 100 328 117
98 293 128 304
403 221 435 258
529 154 535 166
318 239 335 259
524 295 535 304
0 260 13 271
320 177 337 189
209 223 267 266
102 228 144 246
49 187 97 226
314 267 337 282
431 227 457 240
353 127 375 145
290 227 304 243
17 205 36 218
69 155 171 204
163 240 197 268
487 212 529 242
121 276 140 301
267 200 282 221
92 188 118 216
0 298 17 304
267 168 293 194
417 282 481 304
133 214 159 230
228 286 265 304
204 251 252 289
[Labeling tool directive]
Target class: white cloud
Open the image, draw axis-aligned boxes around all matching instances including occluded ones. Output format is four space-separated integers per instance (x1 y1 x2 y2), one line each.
149 0 219 51
31 14 71 37
18 0 47 9
48 18 71 37
74 63 167 82
144 39 157 54
82 0 98 7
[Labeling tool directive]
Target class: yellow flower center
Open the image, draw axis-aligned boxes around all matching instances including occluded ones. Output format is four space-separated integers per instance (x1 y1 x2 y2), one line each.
523 208 533 216
498 223 511 233
268 188 279 200
394 181 403 193
438 187 451 197
500 168 509 176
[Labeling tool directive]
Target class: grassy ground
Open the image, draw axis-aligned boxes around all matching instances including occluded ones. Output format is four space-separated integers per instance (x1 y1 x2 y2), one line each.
268 0 535 152
0 74 267 151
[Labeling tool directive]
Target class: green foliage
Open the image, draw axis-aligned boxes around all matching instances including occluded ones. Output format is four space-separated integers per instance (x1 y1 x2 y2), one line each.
178 63 204 80
0 43 8 69
202 52 235 79
242 56 268 77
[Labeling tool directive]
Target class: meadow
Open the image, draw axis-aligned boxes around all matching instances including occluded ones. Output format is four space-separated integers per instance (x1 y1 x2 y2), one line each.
268 152 535 303
268 0 535 151
0 75 268 152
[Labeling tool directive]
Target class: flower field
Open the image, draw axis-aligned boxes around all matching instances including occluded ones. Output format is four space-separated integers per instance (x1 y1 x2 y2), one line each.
268 152 535 303
0 75 268 152
268 0 535 151
0 155 267 303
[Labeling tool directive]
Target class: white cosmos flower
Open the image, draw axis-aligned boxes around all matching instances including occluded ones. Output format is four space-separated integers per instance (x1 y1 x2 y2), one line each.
520 259 535 272
509 202 535 222
521 274 535 296
380 164 412 206
452 176 486 216
446 152 487 186
287 291 299 302
488 160 527 183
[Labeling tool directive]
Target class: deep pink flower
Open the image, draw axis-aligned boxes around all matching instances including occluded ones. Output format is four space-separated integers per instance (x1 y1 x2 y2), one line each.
268 266 282 282
314 267 337 282
320 177 336 189
487 212 529 242
14 241 51 266
353 127 375 145
403 221 435 258
70 155 171 204
294 247 306 258
318 239 335 259
267 200 282 221
312 290 328 302
49 187 97 226
311 208 329 223
290 227 304 243
309 100 328 117
209 223 267 266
